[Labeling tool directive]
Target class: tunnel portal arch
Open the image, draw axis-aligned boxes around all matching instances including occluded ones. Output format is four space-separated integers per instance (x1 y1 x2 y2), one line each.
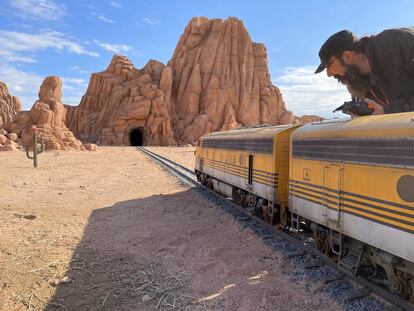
129 128 144 146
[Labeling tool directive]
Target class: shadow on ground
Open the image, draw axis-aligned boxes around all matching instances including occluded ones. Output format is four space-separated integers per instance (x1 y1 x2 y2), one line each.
46 190 205 311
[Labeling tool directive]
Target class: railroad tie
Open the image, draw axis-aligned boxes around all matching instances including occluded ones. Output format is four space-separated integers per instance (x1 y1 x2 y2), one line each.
284 250 307 259
304 261 324 269
320 273 344 284
342 288 370 302
262 234 278 240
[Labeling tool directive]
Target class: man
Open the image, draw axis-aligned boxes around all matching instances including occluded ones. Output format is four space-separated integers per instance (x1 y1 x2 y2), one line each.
315 28 414 114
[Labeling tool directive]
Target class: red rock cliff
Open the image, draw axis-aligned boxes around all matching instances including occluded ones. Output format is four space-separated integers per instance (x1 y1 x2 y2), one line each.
65 17 301 145
0 82 21 127
65 56 175 145
169 17 291 143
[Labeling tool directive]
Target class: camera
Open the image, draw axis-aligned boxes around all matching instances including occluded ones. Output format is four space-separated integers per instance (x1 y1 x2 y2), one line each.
333 100 374 116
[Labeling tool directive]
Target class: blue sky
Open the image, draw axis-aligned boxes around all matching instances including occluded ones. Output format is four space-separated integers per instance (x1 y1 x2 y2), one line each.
0 0 413 118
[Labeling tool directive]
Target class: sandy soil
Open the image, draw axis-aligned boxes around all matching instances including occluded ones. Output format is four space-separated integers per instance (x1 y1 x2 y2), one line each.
0 147 340 310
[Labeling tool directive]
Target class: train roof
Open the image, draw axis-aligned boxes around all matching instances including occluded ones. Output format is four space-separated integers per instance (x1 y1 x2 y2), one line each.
292 112 414 139
200 124 295 141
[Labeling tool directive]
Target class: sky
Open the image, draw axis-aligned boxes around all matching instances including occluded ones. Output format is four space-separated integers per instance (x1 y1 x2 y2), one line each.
0 0 413 118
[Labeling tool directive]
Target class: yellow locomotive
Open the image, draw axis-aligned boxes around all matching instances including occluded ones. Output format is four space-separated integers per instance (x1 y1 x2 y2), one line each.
195 112 414 302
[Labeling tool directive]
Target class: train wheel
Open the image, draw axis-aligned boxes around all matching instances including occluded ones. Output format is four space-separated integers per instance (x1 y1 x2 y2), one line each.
263 203 274 225
240 194 249 209
391 272 414 302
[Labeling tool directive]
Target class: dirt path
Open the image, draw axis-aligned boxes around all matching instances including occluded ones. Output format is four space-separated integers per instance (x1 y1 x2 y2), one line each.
0 147 340 310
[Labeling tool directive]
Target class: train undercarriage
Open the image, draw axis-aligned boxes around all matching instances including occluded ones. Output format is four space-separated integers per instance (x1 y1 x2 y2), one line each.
196 170 414 303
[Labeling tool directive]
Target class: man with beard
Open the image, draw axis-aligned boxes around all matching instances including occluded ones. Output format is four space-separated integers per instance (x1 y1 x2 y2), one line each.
314 28 414 114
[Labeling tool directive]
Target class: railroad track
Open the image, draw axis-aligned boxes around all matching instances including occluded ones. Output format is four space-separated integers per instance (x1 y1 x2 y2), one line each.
138 147 413 311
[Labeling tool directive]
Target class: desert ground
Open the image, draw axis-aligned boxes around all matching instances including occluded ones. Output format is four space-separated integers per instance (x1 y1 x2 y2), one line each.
0 147 340 311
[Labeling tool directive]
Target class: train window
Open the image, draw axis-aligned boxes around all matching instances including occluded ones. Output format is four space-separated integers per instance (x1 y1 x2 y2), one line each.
248 155 253 185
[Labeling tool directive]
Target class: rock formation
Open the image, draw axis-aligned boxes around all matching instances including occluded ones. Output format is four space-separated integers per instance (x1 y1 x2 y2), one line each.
1 17 322 150
168 17 291 142
65 17 298 145
0 81 21 127
295 115 323 124
65 56 175 146
3 76 86 151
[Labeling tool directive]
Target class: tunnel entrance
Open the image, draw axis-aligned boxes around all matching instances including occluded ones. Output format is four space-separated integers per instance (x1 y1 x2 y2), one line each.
129 128 144 146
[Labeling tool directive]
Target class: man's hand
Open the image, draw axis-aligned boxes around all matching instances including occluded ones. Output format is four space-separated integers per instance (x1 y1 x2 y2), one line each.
364 98 385 115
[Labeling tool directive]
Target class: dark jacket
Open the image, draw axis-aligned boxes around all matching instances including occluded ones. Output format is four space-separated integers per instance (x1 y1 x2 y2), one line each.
364 27 414 113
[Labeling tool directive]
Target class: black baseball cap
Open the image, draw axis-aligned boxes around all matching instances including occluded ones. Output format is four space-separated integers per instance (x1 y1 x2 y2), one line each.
314 30 357 74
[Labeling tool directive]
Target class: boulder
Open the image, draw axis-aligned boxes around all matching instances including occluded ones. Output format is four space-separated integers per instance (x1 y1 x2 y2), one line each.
0 139 18 151
4 77 85 151
7 133 17 141
0 134 6 144
83 143 97 151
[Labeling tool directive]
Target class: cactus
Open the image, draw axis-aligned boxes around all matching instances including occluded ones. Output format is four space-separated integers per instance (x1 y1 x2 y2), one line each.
25 133 44 167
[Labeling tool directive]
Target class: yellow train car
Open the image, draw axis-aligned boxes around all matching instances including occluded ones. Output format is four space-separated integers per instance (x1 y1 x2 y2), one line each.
289 112 414 301
195 125 297 224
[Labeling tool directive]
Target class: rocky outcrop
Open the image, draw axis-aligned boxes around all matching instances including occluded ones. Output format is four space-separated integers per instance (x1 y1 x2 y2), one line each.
3 76 85 150
65 56 175 145
168 17 290 143
2 17 320 149
295 115 323 124
0 82 21 127
0 128 21 151
65 17 296 145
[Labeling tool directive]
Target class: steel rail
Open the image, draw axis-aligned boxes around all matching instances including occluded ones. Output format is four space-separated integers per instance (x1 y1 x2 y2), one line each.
138 147 413 311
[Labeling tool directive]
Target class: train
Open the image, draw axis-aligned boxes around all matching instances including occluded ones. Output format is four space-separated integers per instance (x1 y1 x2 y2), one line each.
194 111 414 303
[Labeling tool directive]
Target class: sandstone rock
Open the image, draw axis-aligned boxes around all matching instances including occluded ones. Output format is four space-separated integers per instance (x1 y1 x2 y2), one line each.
16 111 32 126
168 17 291 141
0 139 18 151
279 111 295 125
0 81 21 127
65 55 176 146
83 143 97 151
59 276 70 284
295 115 324 124
63 17 319 146
7 133 17 141
0 134 6 144
4 77 85 151
39 76 62 102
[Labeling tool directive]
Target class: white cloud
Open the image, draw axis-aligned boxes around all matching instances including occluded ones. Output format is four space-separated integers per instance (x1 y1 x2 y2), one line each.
97 15 115 23
62 77 85 87
0 50 37 63
0 62 42 109
93 40 132 54
142 17 160 25
110 1 121 8
0 63 87 109
9 0 66 21
0 30 100 63
92 12 115 23
274 66 351 118
69 65 89 74
61 78 87 105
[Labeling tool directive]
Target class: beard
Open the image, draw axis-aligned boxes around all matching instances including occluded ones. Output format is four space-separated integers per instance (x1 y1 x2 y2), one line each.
334 64 371 99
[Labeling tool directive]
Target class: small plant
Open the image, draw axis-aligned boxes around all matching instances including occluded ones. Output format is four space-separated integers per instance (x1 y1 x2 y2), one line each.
25 133 45 168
